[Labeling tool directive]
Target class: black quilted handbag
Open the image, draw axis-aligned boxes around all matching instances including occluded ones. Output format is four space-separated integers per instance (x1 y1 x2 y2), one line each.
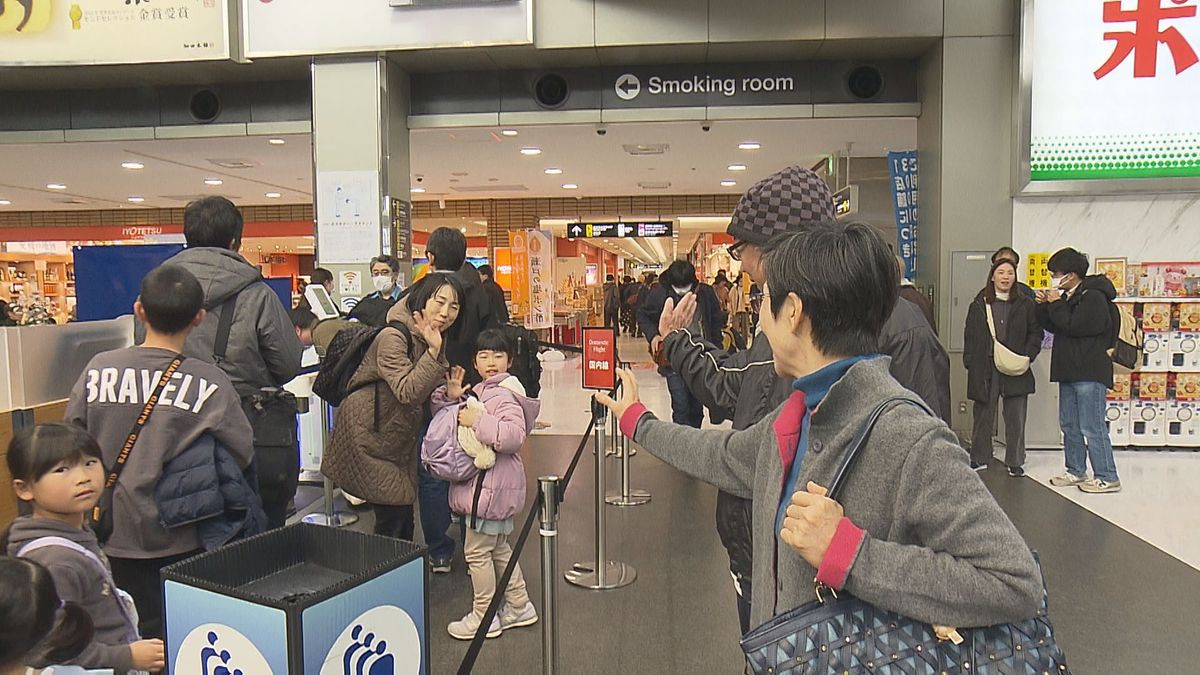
740 398 1071 675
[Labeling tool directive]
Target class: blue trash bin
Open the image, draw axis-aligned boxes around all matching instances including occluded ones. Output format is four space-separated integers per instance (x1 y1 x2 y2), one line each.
163 523 428 674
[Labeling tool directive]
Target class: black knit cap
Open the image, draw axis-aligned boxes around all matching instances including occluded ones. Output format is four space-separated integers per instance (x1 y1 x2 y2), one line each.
726 166 837 246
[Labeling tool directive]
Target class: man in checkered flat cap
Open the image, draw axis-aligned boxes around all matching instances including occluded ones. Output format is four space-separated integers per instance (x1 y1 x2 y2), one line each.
653 165 950 637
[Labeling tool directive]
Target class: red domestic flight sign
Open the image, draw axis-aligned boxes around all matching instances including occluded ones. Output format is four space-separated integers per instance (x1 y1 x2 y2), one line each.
582 327 618 390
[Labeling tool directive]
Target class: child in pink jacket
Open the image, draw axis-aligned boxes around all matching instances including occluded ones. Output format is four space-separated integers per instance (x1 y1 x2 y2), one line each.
430 329 541 641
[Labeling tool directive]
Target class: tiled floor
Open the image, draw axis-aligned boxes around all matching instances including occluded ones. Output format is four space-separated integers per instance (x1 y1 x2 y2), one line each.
999 445 1200 570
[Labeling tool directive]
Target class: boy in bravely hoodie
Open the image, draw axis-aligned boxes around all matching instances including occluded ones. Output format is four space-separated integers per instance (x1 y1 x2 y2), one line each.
66 264 254 640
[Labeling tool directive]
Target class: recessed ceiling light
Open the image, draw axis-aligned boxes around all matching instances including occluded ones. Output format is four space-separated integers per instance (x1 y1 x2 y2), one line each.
268 138 286 145
47 183 67 190
728 164 747 171
544 168 563 175
204 178 224 186
460 227 467 233
520 147 542 156
411 187 426 194
721 180 738 187
127 196 145 203
501 129 519 137
738 142 761 151
121 161 145 170
0 200 10 206
265 192 282 198
561 183 578 190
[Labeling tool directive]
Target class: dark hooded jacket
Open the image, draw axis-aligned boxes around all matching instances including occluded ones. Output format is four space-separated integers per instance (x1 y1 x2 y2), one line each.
1036 274 1117 388
156 434 267 550
6 517 137 672
142 247 303 397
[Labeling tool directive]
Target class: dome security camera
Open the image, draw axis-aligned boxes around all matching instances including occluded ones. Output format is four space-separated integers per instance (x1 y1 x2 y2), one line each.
701 123 712 132
596 126 608 136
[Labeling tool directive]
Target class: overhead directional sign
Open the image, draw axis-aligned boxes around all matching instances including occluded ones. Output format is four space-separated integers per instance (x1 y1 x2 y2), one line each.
568 222 673 239
615 74 641 101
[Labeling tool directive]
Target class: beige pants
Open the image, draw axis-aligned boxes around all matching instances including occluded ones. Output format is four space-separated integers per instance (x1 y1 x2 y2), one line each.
464 528 531 617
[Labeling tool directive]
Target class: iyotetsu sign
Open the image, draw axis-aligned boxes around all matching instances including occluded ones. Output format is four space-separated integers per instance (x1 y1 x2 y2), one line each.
1030 0 1200 182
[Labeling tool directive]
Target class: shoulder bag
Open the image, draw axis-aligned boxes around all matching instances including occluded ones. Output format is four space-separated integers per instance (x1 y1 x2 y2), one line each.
739 397 1070 674
89 354 185 545
986 304 1032 376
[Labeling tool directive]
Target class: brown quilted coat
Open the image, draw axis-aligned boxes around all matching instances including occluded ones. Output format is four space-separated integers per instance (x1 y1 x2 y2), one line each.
322 303 449 506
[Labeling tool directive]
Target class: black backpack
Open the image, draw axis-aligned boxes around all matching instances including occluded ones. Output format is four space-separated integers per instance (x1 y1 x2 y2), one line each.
312 320 413 407
497 323 542 398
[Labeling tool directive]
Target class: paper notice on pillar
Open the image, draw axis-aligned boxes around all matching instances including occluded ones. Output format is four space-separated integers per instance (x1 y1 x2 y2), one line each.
0 0 229 66
526 230 554 330
316 171 380 265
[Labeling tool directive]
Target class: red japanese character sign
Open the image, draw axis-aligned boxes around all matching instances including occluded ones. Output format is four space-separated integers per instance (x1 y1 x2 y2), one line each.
582 327 618 391
1096 0 1199 79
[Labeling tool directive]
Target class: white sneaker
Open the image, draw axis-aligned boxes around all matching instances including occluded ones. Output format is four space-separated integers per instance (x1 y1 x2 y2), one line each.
1049 472 1086 487
1078 479 1121 494
447 612 502 641
499 602 539 630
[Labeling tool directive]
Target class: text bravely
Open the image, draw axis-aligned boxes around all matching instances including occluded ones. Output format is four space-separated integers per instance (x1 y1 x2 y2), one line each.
84 367 222 414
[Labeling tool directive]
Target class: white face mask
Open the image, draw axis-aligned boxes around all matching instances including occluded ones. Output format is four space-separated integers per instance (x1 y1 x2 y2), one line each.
1052 275 1069 290
672 285 693 295
372 275 395 294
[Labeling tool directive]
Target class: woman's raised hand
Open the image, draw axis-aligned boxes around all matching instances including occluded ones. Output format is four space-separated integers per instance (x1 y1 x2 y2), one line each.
413 310 443 356
594 367 641 419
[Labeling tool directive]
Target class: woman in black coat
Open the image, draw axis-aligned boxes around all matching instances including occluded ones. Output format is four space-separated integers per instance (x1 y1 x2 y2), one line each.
963 259 1044 476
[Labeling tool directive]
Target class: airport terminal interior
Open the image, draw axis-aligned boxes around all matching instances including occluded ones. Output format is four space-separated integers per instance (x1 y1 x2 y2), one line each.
0 1 1199 673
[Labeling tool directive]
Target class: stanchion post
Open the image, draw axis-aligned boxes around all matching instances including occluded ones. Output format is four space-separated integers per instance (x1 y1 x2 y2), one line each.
565 398 636 590
605 363 651 508
302 401 359 527
538 477 561 675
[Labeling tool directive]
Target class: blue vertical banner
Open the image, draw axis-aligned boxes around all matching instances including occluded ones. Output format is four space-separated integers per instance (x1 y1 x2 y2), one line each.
888 150 919 280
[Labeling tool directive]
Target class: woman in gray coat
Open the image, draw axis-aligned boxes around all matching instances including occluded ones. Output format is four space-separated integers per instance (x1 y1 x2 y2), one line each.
598 222 1042 644
963 259 1045 476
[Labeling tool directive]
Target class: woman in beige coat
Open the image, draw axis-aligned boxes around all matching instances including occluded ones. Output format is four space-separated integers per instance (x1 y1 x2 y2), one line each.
323 274 465 538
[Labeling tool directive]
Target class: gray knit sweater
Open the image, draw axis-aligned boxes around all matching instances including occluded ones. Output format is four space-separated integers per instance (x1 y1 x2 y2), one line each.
628 357 1042 631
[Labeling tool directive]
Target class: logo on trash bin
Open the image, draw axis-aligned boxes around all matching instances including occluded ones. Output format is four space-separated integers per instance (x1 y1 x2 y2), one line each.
322 605 421 675
175 625 273 675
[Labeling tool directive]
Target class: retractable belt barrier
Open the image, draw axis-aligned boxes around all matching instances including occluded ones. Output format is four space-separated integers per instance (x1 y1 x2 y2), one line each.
457 379 622 675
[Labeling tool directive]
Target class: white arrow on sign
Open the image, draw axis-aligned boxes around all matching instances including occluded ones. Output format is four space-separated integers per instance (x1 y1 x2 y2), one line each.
615 74 641 101
617 223 635 237
569 224 583 237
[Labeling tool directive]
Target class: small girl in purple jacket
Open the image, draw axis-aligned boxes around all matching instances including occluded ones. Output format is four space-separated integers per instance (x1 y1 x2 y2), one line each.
432 329 541 641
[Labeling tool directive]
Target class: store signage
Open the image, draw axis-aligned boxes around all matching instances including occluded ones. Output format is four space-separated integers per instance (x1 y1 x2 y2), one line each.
0 0 228 66
1028 0 1200 183
833 185 859 219
568 222 673 239
509 231 530 319
888 151 919 280
241 0 531 58
526 229 553 330
582 327 618 391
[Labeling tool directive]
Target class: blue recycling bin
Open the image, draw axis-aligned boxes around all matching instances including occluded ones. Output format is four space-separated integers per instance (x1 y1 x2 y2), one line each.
163 523 428 674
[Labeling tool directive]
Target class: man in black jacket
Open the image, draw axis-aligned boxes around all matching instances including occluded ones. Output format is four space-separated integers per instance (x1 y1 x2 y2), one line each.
1035 247 1121 494
478 264 510 325
658 166 951 634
